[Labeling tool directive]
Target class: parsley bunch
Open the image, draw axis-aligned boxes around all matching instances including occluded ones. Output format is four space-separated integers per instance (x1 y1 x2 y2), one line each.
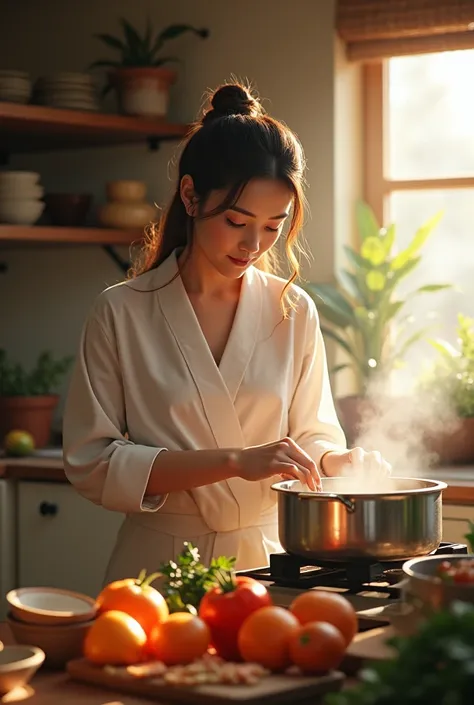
158 542 236 615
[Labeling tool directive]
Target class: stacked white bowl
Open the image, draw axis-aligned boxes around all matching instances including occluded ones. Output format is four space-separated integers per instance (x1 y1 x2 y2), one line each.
34 72 99 111
0 70 32 104
0 172 45 225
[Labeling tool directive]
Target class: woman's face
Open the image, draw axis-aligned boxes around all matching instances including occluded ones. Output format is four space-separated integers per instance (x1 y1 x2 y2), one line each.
182 177 293 280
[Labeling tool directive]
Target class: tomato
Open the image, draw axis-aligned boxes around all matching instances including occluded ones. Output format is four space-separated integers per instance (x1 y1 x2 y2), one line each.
237 605 300 670
96 570 169 637
199 574 272 661
289 591 358 646
453 568 474 584
148 612 210 665
84 610 147 666
289 621 346 674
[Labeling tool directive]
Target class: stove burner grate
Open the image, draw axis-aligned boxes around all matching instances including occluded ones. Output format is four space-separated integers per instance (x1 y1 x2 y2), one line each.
237 542 468 597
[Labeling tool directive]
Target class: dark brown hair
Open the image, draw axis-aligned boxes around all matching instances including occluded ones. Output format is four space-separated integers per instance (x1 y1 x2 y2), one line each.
130 82 307 309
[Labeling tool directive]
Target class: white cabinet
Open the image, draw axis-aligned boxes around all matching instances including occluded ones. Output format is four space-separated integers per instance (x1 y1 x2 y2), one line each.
0 480 16 620
443 503 474 546
17 482 124 599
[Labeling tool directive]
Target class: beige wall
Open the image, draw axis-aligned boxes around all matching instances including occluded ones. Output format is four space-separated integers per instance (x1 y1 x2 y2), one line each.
0 0 361 423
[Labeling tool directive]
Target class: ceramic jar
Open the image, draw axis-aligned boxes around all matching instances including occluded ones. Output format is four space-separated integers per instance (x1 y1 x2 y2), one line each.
98 180 157 229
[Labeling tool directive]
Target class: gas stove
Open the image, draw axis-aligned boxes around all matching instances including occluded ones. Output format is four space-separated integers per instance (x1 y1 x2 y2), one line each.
237 542 469 626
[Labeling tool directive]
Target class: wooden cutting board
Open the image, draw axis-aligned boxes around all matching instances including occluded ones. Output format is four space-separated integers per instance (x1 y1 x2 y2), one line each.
66 659 345 705
342 627 396 674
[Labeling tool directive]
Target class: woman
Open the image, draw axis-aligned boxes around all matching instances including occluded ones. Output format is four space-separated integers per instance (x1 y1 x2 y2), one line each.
63 83 390 582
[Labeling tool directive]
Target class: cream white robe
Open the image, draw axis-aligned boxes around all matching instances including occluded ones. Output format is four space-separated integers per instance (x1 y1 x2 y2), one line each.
62 249 346 583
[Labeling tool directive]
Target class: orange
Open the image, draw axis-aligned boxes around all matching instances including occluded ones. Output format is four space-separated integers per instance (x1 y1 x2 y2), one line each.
289 591 358 646
237 605 299 670
289 622 346 673
84 610 147 666
96 570 169 637
148 612 210 666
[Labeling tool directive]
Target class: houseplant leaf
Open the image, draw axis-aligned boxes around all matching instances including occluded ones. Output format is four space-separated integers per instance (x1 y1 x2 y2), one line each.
356 200 380 241
305 283 355 328
119 17 148 63
391 211 443 271
153 56 181 67
93 33 126 53
152 24 209 59
320 326 360 364
343 245 370 270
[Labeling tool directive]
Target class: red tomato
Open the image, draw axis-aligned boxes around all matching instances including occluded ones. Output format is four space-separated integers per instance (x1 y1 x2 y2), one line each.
198 575 272 661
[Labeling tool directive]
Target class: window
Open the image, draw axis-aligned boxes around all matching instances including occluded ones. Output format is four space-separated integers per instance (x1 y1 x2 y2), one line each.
364 51 474 390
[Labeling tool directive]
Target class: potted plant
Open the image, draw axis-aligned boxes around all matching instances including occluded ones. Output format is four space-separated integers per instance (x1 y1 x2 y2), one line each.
418 314 474 465
305 202 451 444
89 17 209 117
0 349 73 449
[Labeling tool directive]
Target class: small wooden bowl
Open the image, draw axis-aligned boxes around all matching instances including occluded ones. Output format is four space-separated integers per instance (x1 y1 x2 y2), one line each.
7 613 94 670
6 587 97 626
0 645 45 695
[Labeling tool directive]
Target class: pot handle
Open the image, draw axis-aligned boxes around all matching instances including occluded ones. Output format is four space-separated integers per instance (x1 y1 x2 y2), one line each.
297 492 356 513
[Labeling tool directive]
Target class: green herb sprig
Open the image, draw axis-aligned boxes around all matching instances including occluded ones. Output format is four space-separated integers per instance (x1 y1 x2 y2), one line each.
158 542 235 615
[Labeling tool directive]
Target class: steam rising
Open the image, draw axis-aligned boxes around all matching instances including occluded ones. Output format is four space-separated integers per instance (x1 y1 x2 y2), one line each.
344 377 461 492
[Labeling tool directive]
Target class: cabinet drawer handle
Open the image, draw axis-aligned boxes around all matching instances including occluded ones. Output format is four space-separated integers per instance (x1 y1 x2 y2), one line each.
39 501 58 517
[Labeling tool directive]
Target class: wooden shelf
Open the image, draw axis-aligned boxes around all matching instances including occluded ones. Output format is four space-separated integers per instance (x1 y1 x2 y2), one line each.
0 225 143 245
0 102 190 154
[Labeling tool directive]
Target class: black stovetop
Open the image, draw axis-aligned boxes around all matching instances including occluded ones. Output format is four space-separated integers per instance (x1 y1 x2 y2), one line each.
238 542 468 599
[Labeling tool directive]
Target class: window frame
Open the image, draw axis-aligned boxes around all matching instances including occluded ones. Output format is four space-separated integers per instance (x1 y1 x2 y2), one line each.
362 60 474 223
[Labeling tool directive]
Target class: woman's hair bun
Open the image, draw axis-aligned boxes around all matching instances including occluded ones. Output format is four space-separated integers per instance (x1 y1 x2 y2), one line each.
201 83 264 125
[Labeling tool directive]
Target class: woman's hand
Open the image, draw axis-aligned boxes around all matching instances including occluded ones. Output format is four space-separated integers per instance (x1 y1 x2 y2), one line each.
321 446 391 478
236 437 322 490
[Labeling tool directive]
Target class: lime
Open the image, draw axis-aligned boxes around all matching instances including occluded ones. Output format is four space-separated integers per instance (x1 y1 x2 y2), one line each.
3 430 35 457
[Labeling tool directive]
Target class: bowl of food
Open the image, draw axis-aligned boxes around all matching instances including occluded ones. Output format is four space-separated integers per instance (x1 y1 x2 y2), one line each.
0 645 44 695
402 554 474 615
6 587 97 626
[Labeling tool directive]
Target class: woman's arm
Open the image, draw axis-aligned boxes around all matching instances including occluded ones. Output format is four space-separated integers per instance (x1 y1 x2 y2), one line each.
63 299 247 512
287 294 347 474
62 302 167 513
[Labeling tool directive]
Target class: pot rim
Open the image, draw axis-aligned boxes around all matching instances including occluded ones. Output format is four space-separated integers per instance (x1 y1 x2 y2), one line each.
403 554 474 587
271 477 448 498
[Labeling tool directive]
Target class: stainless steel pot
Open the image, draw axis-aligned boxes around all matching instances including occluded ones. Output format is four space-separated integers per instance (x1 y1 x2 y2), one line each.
271 477 447 561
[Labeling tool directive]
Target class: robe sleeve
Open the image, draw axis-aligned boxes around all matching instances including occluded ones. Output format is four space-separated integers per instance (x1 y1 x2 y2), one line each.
288 294 347 471
62 300 168 514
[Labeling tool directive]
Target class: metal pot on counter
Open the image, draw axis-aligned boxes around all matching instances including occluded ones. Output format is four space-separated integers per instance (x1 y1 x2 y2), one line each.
271 476 447 561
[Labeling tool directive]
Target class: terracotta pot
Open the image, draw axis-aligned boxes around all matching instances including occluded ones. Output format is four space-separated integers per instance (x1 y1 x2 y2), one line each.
423 417 474 466
0 395 59 448
111 67 177 117
336 394 411 446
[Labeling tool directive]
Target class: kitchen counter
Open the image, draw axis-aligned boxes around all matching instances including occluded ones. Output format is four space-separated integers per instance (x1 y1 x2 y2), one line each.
0 623 152 704
0 622 361 703
1 453 474 503
0 454 66 482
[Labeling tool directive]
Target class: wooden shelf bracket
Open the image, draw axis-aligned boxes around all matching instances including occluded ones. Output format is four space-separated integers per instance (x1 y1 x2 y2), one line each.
102 245 130 273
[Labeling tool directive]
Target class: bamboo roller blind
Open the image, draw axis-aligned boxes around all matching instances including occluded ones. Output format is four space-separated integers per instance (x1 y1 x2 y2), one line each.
337 0 474 60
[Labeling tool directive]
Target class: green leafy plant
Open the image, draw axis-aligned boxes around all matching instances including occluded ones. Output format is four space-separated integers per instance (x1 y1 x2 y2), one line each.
0 349 74 397
419 314 474 418
326 601 474 705
89 17 209 71
464 521 474 553
305 201 451 394
158 542 236 615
